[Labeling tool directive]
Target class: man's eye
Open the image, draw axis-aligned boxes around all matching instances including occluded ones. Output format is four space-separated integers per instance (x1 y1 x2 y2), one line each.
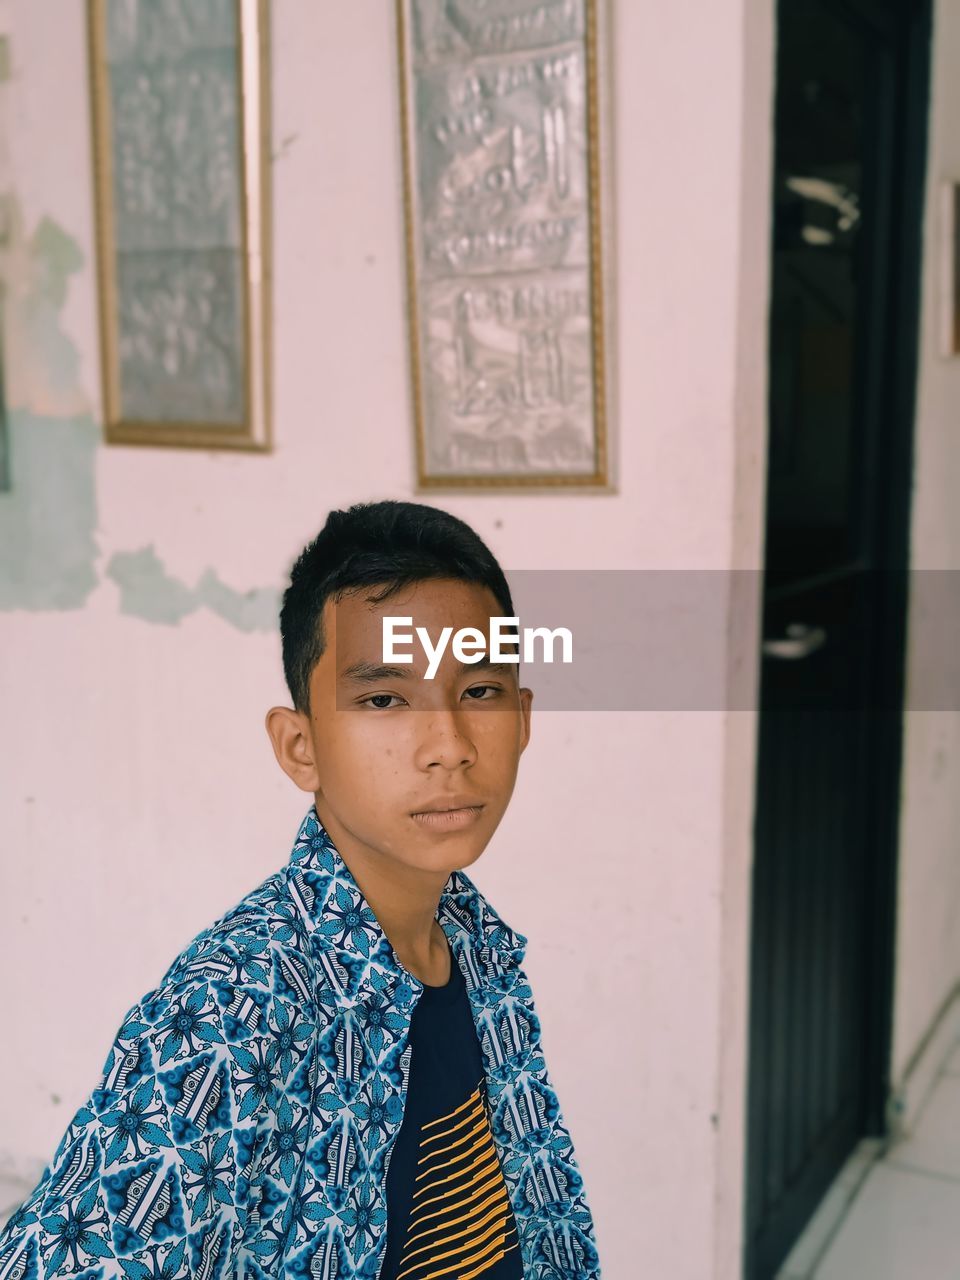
464 684 502 700
360 694 405 710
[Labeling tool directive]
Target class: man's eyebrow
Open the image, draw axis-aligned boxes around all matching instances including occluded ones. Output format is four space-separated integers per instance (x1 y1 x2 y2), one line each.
338 659 518 683
339 662 413 683
467 661 519 678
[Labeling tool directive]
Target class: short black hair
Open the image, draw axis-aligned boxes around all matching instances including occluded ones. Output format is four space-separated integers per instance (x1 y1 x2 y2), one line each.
279 500 515 715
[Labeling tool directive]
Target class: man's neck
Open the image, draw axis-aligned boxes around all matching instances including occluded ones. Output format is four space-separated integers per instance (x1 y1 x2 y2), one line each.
314 800 453 985
393 921 452 986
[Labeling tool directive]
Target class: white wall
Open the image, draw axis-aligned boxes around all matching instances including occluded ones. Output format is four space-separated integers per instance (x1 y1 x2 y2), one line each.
0 2 775 1277
892 0 960 1089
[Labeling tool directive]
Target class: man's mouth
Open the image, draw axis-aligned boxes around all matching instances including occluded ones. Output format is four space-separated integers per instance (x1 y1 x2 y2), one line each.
411 802 485 830
411 795 484 815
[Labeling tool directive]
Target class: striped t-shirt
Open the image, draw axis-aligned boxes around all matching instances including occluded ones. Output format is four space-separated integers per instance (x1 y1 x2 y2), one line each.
379 941 523 1280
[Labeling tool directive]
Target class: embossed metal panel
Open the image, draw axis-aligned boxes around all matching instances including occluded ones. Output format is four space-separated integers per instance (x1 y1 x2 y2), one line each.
88 0 271 450
397 0 612 488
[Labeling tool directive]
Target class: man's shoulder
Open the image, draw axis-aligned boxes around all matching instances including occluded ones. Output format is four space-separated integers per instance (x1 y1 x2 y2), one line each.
89 863 319 1103
145 862 316 1014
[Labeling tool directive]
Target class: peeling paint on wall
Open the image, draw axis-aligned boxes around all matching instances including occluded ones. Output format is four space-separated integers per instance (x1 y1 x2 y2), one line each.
0 195 101 609
194 568 280 632
105 546 196 624
0 411 99 609
2 202 90 421
107 547 279 631
0 195 281 628
0 290 8 494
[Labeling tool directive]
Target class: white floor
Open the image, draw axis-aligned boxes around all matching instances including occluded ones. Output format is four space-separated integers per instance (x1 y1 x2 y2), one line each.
807 1037 960 1279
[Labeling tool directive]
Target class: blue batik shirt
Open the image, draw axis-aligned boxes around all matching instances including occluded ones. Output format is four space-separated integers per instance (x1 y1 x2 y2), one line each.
0 804 603 1279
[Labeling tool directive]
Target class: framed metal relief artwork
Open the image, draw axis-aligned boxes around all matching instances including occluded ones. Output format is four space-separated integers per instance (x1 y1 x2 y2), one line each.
397 0 614 489
88 0 271 450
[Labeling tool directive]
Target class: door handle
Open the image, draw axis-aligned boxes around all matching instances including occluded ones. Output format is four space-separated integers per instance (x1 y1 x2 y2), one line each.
762 622 828 660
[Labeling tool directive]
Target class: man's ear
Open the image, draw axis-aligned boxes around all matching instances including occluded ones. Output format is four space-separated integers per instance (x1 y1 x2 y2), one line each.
518 686 533 754
264 706 321 792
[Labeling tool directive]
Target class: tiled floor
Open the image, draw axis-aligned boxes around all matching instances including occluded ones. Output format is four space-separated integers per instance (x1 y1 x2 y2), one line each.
811 1038 960 1279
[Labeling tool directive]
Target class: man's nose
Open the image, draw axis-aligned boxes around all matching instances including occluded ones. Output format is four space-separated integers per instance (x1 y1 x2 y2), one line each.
413 707 479 770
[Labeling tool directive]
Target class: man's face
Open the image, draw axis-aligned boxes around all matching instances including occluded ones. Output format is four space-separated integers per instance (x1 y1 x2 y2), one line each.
303 577 532 878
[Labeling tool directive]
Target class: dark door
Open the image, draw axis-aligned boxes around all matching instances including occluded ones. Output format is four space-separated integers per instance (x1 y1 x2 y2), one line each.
743 1 932 1276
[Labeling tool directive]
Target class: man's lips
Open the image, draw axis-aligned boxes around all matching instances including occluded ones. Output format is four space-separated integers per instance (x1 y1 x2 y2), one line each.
411 796 484 815
411 805 484 830
410 796 485 833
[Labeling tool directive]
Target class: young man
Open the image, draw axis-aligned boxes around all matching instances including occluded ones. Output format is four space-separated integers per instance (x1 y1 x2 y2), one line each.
0 500 602 1280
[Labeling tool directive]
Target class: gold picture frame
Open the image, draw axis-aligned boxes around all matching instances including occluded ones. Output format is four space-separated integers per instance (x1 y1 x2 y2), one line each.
397 0 615 491
88 0 272 451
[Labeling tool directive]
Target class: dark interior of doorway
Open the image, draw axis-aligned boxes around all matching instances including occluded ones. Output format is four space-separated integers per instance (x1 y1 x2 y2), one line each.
744 1 933 1276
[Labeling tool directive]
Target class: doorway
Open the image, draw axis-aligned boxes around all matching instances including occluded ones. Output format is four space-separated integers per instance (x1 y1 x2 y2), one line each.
743 1 932 1276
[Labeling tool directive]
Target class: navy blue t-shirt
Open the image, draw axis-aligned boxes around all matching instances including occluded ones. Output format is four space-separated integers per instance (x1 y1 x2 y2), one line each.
379 939 524 1279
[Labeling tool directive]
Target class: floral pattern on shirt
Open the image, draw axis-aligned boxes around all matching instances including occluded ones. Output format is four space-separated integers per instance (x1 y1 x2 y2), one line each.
0 805 602 1279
